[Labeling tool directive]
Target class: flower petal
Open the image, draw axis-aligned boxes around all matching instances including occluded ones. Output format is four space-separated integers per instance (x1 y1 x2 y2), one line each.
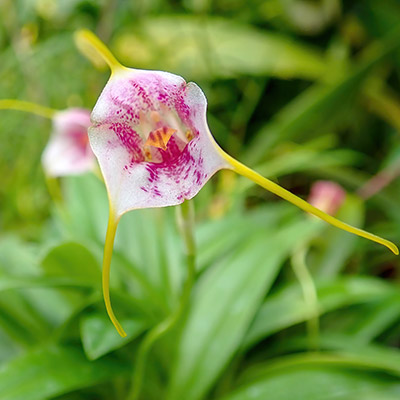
89 69 229 217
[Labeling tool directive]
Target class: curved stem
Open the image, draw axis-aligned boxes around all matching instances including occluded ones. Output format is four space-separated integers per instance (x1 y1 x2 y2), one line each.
128 201 196 400
0 99 56 119
103 210 127 337
221 151 398 255
291 246 319 350
74 29 125 74
129 256 195 400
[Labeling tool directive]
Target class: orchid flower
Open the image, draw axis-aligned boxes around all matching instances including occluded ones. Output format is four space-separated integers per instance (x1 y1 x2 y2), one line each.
0 100 94 177
75 30 398 337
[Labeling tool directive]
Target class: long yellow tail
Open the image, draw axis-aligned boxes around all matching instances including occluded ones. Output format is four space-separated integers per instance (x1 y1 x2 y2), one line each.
221 150 398 255
0 99 56 119
102 210 127 337
74 29 126 74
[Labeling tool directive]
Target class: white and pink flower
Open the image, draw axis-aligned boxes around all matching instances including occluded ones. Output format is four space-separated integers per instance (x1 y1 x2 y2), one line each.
0 100 95 177
75 29 398 337
90 69 228 217
43 108 95 177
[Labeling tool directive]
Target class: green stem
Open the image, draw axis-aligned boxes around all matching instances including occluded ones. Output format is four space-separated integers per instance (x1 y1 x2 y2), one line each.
103 210 127 337
0 99 56 119
176 199 196 257
128 201 196 400
291 246 320 350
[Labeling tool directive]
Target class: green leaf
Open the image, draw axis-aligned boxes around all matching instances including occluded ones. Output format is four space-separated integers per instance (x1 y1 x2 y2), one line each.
80 312 147 360
245 25 400 164
196 203 295 271
114 16 328 81
243 276 396 349
37 241 101 324
218 363 400 400
0 345 129 400
111 207 188 312
347 296 400 343
115 209 175 296
41 241 100 283
238 145 361 193
0 276 92 292
282 334 400 377
62 174 108 244
0 236 39 276
362 0 400 38
167 217 320 400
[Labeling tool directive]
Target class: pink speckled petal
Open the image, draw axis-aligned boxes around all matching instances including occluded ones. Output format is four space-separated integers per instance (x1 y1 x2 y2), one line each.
89 69 229 217
42 108 95 177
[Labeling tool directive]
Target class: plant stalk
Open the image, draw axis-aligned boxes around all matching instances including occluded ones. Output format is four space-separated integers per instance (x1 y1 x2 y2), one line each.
128 201 196 400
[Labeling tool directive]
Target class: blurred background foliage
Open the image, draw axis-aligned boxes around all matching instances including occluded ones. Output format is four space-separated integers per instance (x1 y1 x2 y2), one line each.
1 0 400 399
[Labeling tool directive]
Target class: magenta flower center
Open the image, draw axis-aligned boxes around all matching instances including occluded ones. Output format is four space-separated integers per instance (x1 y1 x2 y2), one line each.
107 79 196 165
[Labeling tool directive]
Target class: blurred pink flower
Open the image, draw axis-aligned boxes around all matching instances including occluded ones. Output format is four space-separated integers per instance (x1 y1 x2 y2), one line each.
42 108 95 177
308 180 346 216
0 100 95 177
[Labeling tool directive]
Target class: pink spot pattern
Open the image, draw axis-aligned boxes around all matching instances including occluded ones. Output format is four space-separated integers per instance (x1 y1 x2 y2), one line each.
89 69 227 215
